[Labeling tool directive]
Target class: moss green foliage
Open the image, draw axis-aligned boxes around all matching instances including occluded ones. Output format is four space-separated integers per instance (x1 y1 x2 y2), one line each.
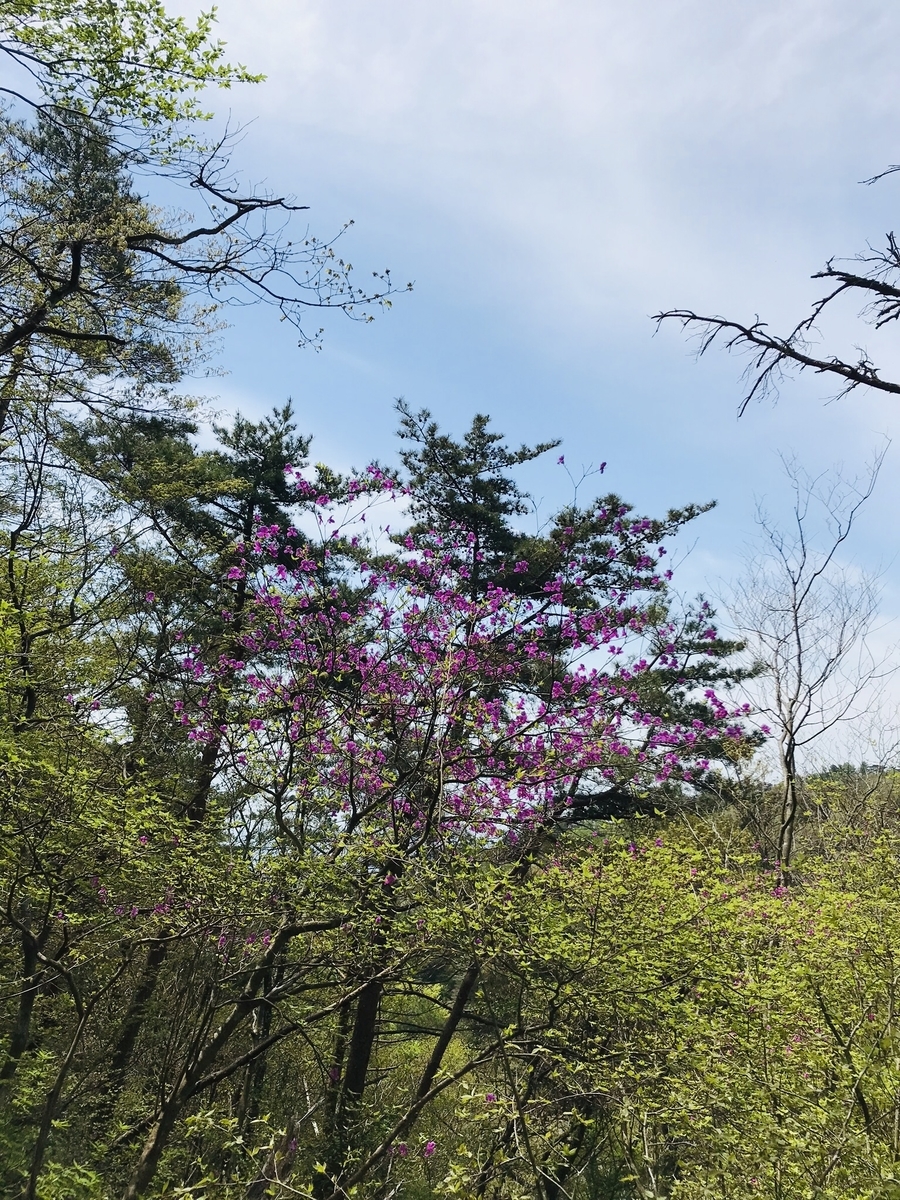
0 410 897 1200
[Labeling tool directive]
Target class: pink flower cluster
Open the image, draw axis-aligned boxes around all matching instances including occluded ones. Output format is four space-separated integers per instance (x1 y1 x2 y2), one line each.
172 477 750 845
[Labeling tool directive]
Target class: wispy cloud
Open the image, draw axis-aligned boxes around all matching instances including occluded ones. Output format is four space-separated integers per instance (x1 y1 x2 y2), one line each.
175 0 900 667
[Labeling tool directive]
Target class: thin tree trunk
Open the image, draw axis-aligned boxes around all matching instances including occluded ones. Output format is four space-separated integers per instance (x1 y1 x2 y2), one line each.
101 938 168 1101
325 963 481 1198
0 344 26 441
236 962 278 1132
0 929 42 1088
778 736 799 874
313 976 383 1196
339 978 382 1108
22 960 126 1200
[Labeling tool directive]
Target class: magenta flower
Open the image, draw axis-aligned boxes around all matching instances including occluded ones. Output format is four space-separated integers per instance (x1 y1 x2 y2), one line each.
175 474 749 873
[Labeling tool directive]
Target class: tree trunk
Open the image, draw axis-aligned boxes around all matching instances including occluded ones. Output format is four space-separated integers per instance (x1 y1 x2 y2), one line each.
0 928 42 1089
778 736 799 875
105 939 168 1092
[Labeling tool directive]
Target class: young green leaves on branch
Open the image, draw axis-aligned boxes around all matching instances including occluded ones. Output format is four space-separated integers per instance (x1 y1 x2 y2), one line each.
0 0 259 133
0 2 409 445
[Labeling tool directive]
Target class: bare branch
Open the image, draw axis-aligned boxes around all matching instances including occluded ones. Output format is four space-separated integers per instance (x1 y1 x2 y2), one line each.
654 309 900 415
727 451 892 868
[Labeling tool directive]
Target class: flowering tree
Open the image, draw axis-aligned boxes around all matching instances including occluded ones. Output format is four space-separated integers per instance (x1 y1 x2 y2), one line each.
7 418 900 1200
0 414 754 1199
198 470 744 840
111 468 751 1198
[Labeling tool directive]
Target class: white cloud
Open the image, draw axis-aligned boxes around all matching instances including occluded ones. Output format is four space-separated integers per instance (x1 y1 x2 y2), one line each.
166 0 900 749
190 0 900 351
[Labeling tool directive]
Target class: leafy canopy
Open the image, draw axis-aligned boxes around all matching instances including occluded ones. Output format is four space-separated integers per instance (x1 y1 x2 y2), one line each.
0 0 261 136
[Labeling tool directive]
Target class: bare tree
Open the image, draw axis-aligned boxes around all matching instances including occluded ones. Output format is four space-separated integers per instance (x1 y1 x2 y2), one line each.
729 451 890 871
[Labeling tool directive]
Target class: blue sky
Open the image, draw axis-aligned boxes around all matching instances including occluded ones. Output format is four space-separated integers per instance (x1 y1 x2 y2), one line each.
178 0 900 643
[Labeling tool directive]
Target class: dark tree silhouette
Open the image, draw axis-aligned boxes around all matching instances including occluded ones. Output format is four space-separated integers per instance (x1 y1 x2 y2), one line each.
656 167 900 412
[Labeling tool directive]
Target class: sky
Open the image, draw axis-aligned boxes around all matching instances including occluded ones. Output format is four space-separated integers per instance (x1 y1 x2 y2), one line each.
171 0 900 751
